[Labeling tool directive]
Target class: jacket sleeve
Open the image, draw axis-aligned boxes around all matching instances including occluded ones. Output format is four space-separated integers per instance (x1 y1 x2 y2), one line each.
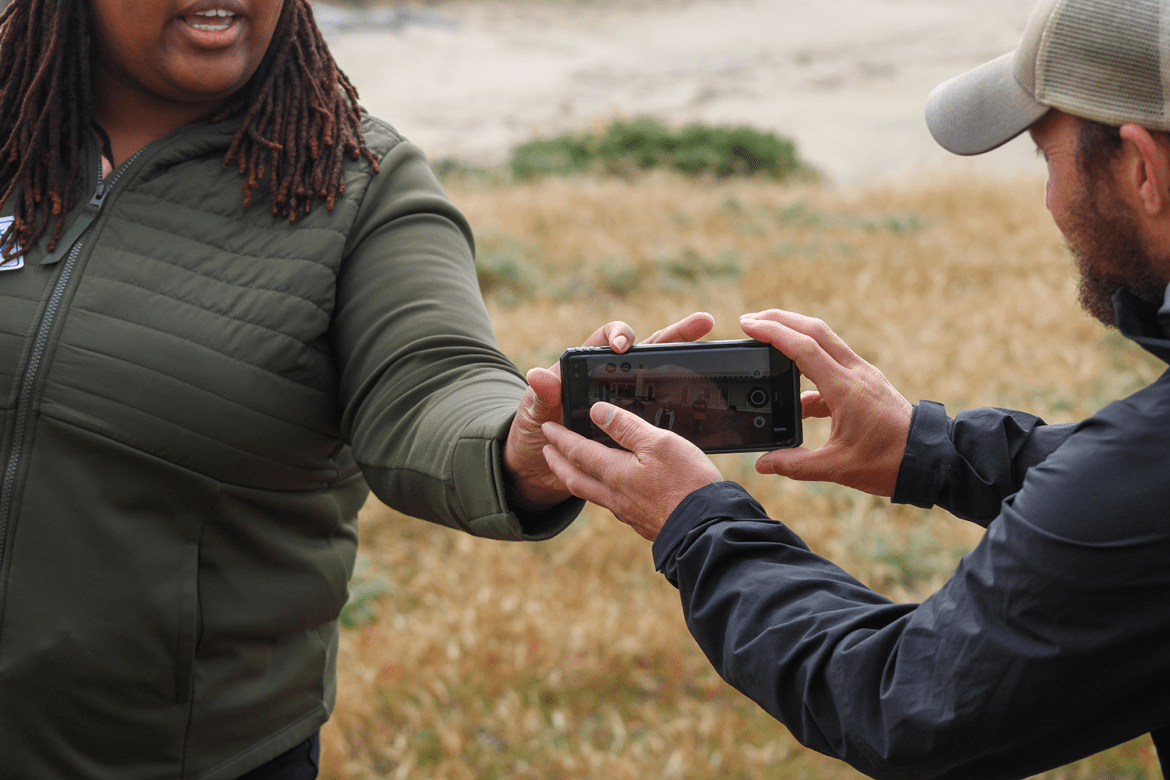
653 385 1170 780
891 401 1076 525
330 133 581 541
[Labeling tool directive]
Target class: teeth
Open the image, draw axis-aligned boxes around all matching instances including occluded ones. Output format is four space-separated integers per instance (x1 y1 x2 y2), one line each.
186 8 235 30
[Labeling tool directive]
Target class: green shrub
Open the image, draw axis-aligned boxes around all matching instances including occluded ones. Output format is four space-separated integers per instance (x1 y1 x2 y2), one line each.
509 135 594 180
509 117 811 181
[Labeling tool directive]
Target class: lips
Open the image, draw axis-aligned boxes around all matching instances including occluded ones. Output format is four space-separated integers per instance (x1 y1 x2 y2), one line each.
176 0 249 41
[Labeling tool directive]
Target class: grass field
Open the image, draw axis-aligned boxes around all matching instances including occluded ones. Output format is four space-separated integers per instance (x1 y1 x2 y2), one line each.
319 169 1165 779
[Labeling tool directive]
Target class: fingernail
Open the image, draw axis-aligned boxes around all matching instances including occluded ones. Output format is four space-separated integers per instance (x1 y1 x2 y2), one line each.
613 335 629 352
593 403 617 428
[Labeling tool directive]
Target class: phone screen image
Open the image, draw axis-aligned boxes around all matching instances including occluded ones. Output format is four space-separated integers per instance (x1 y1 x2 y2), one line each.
560 340 801 454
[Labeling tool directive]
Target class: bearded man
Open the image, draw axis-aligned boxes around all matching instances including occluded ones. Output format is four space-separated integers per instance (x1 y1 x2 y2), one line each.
537 0 1170 777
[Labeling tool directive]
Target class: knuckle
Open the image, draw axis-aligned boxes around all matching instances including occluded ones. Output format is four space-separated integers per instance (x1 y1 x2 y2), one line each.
806 316 833 339
788 331 820 358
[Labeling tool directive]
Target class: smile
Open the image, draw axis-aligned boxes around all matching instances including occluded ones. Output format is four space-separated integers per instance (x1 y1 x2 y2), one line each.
184 9 238 31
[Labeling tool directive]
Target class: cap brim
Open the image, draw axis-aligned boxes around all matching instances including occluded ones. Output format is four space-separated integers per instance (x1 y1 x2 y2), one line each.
925 52 1051 155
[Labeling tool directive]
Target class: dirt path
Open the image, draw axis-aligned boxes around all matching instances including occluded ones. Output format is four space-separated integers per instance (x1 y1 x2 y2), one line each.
330 0 1043 185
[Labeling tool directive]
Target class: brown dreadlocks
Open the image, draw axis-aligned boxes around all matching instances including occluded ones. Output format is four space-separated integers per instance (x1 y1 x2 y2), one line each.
0 0 379 260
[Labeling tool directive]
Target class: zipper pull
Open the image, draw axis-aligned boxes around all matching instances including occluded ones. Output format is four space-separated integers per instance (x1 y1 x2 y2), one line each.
40 179 110 266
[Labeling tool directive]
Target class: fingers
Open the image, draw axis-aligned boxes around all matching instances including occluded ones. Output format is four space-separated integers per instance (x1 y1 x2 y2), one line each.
744 308 865 371
739 312 867 401
586 402 723 495
739 310 911 497
741 309 860 366
547 321 639 379
580 321 637 354
540 442 608 506
542 404 724 541
641 311 715 345
541 417 633 506
570 313 715 367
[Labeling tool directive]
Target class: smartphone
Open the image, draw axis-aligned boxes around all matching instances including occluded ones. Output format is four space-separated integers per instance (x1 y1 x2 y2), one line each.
560 339 802 454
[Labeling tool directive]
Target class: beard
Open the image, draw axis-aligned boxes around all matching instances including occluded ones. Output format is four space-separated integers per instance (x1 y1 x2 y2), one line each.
1063 173 1169 326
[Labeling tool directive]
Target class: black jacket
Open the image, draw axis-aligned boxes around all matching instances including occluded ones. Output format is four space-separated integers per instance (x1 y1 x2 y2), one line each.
653 289 1170 780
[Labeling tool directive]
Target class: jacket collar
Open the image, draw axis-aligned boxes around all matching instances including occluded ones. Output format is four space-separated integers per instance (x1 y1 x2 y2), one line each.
1114 283 1170 364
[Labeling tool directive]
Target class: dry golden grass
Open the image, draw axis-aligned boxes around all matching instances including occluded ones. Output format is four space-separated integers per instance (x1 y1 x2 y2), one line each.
321 171 1165 780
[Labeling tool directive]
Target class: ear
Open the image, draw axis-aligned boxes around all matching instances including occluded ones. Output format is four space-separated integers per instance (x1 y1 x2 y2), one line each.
1118 124 1170 217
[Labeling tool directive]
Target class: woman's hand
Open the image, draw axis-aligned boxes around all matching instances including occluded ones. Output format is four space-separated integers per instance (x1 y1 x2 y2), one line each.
739 310 912 497
541 403 724 540
503 312 715 513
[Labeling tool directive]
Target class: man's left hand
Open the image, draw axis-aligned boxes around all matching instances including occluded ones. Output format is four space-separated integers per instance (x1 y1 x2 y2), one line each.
503 312 714 513
540 402 724 540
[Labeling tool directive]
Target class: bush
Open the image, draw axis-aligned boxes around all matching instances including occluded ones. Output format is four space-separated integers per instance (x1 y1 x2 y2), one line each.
509 117 811 181
508 135 595 180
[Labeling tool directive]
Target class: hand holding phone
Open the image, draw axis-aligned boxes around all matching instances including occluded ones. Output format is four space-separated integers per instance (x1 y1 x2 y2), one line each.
740 311 912 497
560 339 802 454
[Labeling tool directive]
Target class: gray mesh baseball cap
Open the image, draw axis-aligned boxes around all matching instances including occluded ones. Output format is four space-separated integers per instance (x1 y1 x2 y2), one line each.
926 0 1170 155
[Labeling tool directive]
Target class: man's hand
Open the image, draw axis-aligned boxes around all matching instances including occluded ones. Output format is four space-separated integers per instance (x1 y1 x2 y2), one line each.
503 312 715 513
541 403 724 540
740 310 912 497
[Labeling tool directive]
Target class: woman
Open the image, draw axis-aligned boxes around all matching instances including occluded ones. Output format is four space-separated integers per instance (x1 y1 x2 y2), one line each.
0 1 711 777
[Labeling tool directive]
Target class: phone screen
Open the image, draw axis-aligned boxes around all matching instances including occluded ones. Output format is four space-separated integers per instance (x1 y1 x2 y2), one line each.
560 340 801 454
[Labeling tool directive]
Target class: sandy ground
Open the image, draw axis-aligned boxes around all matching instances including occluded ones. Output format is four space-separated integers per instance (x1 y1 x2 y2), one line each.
328 0 1046 185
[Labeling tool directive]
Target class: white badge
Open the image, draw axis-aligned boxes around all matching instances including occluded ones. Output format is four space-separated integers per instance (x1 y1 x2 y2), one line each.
0 216 22 271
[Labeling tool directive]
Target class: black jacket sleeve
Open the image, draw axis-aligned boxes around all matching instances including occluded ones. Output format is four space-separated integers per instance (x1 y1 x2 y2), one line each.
891 401 1076 525
653 375 1170 779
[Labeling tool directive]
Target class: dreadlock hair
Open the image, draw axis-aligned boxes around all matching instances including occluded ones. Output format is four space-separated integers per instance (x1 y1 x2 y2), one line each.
0 0 379 260
0 0 94 258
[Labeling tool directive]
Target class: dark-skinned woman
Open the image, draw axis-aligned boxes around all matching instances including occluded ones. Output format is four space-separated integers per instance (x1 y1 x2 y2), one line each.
0 0 713 777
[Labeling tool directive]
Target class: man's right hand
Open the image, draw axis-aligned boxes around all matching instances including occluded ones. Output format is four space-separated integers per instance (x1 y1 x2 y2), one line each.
739 310 913 498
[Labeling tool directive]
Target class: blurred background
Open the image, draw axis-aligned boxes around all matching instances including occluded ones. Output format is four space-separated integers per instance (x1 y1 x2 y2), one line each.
325 0 1040 184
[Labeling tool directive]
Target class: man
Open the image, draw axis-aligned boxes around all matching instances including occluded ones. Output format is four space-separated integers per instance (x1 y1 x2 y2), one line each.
691 394 709 435
538 0 1170 777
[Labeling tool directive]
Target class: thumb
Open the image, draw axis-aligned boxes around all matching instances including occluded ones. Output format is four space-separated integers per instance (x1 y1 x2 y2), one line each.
524 367 561 422
755 445 835 483
590 402 658 454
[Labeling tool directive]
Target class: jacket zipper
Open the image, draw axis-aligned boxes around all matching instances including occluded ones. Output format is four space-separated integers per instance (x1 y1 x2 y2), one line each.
0 148 140 607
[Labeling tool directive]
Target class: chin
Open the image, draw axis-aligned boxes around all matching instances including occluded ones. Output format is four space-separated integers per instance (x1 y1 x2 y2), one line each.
166 57 255 104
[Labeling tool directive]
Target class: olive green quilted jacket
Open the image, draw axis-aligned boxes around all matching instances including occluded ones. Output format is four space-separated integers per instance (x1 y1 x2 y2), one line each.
0 114 576 779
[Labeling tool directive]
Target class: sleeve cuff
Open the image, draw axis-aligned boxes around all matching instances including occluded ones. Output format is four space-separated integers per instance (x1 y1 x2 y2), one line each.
652 481 769 575
891 400 952 510
451 408 583 541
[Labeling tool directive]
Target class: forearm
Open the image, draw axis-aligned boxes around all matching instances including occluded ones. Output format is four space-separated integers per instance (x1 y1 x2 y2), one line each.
333 136 579 539
655 480 1170 779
